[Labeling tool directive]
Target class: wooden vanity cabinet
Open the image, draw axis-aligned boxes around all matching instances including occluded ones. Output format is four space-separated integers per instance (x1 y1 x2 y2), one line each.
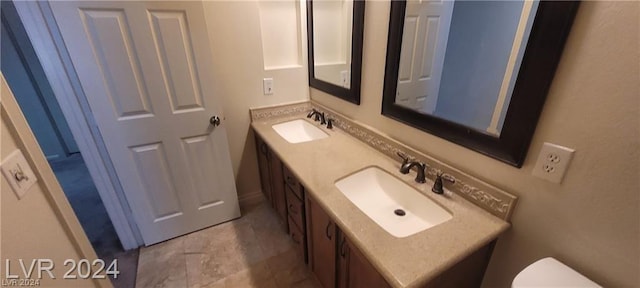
256 134 494 288
283 165 304 199
254 135 287 229
306 194 338 288
306 194 390 288
270 154 287 225
255 135 272 202
283 165 308 263
255 134 310 262
422 241 496 288
337 231 391 288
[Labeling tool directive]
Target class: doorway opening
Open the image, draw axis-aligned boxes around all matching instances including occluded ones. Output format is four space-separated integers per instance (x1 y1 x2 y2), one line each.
1 2 138 287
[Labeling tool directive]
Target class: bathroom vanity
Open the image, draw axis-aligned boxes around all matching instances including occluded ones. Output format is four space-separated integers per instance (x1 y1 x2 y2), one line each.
256 132 389 287
248 0 579 285
250 102 516 288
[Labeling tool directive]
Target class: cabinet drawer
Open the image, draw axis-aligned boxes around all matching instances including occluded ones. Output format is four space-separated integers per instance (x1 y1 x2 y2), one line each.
283 165 303 199
286 186 305 230
288 216 307 262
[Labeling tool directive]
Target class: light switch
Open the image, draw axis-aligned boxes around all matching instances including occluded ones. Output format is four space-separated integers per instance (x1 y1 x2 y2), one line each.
263 78 274 95
1 150 37 199
340 70 350 87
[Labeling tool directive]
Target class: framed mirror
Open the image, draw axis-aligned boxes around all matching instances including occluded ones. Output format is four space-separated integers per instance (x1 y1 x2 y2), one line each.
382 1 579 167
307 0 365 104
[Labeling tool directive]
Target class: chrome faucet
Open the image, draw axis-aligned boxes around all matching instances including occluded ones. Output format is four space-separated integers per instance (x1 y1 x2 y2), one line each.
397 152 427 183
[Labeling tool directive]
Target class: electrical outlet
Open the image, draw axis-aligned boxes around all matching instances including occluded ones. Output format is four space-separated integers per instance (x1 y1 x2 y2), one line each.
532 142 575 183
263 78 273 95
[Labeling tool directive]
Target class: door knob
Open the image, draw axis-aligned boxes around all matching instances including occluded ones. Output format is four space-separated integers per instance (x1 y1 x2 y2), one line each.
209 116 221 127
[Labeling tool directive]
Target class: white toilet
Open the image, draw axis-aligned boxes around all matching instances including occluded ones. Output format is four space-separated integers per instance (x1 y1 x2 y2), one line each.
512 257 601 287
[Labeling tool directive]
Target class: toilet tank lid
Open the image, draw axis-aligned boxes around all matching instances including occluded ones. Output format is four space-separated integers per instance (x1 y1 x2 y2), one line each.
513 257 601 287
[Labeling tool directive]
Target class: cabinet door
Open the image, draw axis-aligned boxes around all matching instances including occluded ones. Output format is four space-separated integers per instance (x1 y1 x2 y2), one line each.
269 150 288 225
255 135 272 202
338 232 391 288
306 195 337 288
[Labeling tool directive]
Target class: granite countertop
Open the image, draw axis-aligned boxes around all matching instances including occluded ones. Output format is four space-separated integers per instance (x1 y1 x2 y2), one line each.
251 113 510 288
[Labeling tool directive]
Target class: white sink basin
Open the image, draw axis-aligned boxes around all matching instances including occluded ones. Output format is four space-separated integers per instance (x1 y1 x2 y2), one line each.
335 166 452 238
272 119 329 143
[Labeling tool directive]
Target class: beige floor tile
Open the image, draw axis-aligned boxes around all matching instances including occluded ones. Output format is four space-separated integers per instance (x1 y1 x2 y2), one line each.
184 219 257 254
136 238 187 288
139 236 185 257
185 240 266 288
243 203 285 233
290 277 323 288
220 261 277 288
137 201 317 288
265 248 304 272
252 216 293 259
267 249 313 288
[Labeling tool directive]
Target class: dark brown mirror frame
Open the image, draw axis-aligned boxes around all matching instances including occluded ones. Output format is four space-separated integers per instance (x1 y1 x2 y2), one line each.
307 0 365 105
382 1 580 167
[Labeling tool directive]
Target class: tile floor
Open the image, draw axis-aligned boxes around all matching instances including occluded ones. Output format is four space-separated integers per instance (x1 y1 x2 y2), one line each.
135 201 322 288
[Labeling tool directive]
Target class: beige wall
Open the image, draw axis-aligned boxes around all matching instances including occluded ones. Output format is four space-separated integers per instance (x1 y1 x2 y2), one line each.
1 75 105 287
311 1 639 287
202 1 309 200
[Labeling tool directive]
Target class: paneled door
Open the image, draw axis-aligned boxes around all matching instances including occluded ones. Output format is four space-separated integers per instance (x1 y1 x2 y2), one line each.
50 1 240 245
396 0 454 114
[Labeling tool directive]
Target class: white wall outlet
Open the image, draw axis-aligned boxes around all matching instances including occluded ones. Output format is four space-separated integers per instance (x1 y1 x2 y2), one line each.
263 78 274 95
532 142 575 184
1 150 38 199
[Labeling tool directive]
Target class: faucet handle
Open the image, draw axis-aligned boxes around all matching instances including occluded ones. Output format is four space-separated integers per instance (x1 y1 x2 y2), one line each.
327 118 334 129
432 172 455 194
441 173 456 184
307 108 317 118
396 151 410 164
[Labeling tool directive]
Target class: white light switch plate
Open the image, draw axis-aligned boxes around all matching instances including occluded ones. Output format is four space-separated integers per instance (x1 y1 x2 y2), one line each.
263 78 273 95
1 150 37 199
340 70 350 87
532 142 575 184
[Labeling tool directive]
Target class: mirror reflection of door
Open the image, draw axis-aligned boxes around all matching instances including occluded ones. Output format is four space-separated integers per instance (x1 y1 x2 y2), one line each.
312 0 353 88
396 0 454 115
394 0 539 136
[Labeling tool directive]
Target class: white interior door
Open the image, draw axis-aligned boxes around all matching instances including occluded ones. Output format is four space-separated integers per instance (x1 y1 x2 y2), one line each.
396 0 454 114
49 1 240 245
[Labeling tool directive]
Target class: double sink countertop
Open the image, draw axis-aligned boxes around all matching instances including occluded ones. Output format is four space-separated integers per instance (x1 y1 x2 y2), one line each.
251 112 510 288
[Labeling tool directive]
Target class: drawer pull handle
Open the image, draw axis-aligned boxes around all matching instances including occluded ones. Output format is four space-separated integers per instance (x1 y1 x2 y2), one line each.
288 204 298 214
325 222 333 240
260 143 267 154
340 237 348 258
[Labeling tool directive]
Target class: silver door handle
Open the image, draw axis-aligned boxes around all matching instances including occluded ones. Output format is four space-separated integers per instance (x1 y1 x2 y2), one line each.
209 116 221 127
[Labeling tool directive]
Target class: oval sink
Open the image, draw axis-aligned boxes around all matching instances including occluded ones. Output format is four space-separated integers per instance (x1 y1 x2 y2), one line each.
272 119 329 143
335 166 452 238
